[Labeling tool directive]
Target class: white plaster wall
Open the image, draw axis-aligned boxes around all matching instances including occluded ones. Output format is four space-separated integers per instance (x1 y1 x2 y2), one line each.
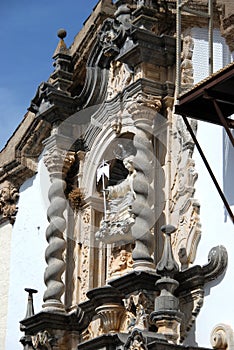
190 28 234 347
5 154 50 350
0 221 12 350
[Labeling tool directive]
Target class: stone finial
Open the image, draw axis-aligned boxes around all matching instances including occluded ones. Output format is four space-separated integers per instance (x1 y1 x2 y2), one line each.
24 288 38 318
51 28 73 92
53 28 68 57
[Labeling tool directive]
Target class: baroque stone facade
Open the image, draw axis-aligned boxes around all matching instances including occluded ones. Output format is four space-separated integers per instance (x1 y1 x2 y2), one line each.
1 0 234 349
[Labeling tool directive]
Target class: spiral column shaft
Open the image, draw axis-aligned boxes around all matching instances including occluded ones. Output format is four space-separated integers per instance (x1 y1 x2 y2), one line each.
43 135 75 312
131 129 155 269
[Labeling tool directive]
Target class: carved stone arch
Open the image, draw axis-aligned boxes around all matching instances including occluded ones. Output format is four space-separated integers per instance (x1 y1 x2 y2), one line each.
82 125 137 199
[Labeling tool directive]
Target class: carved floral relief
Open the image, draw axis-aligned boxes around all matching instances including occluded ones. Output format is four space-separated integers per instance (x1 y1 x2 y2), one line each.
78 208 91 302
0 181 19 224
107 61 133 100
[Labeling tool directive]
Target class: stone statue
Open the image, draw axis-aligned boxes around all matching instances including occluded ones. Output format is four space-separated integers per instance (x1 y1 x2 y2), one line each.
96 154 136 244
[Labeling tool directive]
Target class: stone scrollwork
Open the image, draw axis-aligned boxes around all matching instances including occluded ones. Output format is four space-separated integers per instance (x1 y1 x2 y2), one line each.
179 288 204 342
32 330 53 350
211 324 234 350
98 16 126 58
0 181 19 224
178 245 228 342
172 199 201 269
202 245 228 282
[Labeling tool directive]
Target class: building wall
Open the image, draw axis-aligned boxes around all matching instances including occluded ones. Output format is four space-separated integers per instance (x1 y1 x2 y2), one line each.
4 154 49 350
0 221 12 350
191 27 234 347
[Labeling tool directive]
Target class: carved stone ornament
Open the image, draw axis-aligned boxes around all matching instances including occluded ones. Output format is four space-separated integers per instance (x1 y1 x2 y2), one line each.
169 110 200 269
109 246 133 278
172 200 201 269
98 17 126 58
124 329 148 350
0 181 19 224
124 292 155 333
78 208 91 302
107 61 133 100
181 35 194 91
210 323 234 350
32 330 53 350
96 155 136 245
44 148 75 177
177 245 228 342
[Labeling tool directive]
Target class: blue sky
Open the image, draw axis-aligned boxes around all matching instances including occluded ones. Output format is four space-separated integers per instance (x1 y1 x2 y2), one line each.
0 0 99 150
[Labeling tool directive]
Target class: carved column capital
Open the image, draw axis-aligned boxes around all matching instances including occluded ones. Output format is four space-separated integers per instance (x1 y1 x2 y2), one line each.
0 180 19 224
44 146 75 179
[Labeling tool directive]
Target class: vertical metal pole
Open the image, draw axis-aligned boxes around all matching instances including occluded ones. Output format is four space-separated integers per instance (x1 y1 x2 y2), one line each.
208 0 213 75
102 160 107 221
176 0 182 98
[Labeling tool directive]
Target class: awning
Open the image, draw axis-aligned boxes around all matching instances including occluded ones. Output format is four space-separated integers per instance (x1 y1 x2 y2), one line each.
175 61 234 223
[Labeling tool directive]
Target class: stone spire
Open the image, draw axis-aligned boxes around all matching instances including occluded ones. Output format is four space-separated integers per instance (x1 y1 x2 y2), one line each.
50 29 73 92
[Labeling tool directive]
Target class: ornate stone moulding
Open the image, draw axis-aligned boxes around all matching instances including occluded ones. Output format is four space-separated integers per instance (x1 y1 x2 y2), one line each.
79 235 228 345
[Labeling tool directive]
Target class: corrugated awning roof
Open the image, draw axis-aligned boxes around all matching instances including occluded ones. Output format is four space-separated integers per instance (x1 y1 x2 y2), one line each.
175 61 234 128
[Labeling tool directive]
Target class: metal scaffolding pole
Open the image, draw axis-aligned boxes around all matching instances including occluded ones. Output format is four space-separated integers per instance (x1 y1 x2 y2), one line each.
208 0 214 74
176 0 182 98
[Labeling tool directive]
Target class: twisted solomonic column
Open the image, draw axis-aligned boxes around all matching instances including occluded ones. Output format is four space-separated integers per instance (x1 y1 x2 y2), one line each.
43 142 75 312
131 129 155 270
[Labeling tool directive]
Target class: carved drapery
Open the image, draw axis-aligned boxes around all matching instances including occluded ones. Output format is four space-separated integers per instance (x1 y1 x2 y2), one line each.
43 136 75 311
